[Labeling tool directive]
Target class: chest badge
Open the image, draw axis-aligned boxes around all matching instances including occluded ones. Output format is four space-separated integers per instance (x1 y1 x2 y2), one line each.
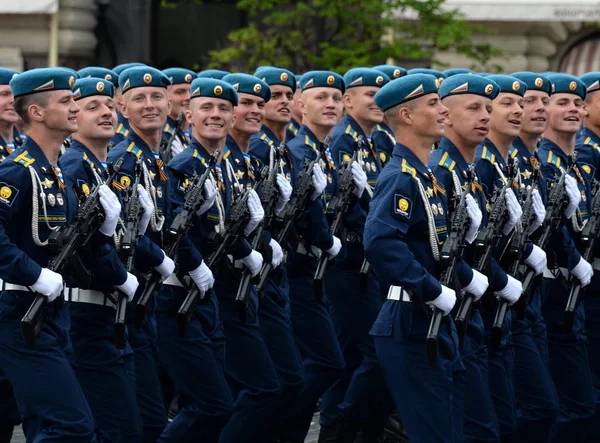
41 178 54 189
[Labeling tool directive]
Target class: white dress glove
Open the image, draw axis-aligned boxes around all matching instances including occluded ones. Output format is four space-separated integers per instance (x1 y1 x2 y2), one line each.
241 250 264 277
244 190 265 236
465 194 482 244
494 274 522 305
526 189 545 236
196 179 218 216
564 175 581 219
502 189 523 236
572 257 593 288
462 269 489 302
311 163 327 201
524 244 547 276
99 184 122 237
275 174 293 214
427 285 456 316
171 137 184 157
137 185 153 236
269 238 284 267
351 162 367 198
116 272 139 302
326 235 342 259
188 261 215 293
155 251 175 278
31 268 64 302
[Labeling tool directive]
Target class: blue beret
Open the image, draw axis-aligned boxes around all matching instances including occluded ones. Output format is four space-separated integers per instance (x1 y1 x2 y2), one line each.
485 75 527 97
373 65 407 80
407 68 447 83
162 68 196 86
190 78 238 106
221 73 271 103
344 68 390 89
0 68 19 85
197 69 230 80
299 71 345 93
510 72 551 95
254 67 296 93
374 74 439 111
112 63 146 76
77 67 118 87
72 78 114 101
10 67 78 98
579 72 600 94
119 66 171 94
444 68 474 77
439 74 499 100
547 74 586 99
294 74 302 86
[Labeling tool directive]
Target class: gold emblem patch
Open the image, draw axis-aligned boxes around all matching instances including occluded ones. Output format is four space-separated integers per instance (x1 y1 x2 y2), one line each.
69 76 75 87
393 69 401 78
435 78 441 89
143 73 152 84
185 73 193 83
280 72 288 82
105 74 112 82
512 81 520 92
0 186 11 200
485 84 494 95
96 81 105 93
214 85 223 96
326 75 335 85
82 183 90 196
253 84 262 93
120 176 131 187
582 164 592 174
376 76 384 85
535 77 543 88
569 81 577 91
398 199 409 212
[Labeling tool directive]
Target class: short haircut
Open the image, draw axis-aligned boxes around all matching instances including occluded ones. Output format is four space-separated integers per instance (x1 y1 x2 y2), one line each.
14 92 51 126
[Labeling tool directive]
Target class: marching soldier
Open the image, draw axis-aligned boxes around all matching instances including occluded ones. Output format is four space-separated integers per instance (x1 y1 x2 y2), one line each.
109 62 147 147
286 74 302 142
162 68 197 159
0 68 22 163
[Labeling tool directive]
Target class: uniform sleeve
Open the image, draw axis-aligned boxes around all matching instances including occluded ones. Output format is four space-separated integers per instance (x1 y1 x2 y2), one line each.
475 159 496 198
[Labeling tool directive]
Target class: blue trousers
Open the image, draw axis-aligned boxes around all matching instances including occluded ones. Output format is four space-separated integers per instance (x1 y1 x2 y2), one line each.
70 302 142 443
156 285 233 443
372 300 466 443
0 290 96 442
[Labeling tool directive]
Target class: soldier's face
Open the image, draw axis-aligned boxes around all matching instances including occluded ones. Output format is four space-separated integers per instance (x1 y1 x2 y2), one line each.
232 93 265 135
443 94 492 146
39 90 80 134
187 97 233 142
167 84 191 119
408 94 447 140
490 92 524 139
583 91 600 127
300 87 343 129
0 85 18 124
521 90 549 136
74 95 117 141
264 85 293 124
122 87 170 133
344 87 383 125
548 93 583 134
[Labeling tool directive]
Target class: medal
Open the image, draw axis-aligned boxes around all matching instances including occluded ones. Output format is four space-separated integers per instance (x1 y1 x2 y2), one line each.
431 203 438 216
56 193 64 206
48 194 56 206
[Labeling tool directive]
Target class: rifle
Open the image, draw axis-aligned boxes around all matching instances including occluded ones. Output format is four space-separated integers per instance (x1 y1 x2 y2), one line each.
134 150 219 327
255 138 328 295
565 178 599 332
427 166 475 365
313 136 362 300
21 157 125 348
160 112 184 165
176 179 257 337
114 158 143 349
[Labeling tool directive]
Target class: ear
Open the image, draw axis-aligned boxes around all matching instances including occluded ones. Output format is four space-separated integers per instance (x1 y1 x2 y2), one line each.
298 97 307 115
29 103 44 123
184 108 193 125
120 99 129 120
231 113 236 128
166 96 172 116
343 92 352 109
399 107 412 125
582 100 590 118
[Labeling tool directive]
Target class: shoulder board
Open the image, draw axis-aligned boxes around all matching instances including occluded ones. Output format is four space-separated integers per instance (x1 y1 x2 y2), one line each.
13 150 35 167
437 151 456 172
375 124 392 138
509 145 518 159
288 122 299 136
117 123 129 136
344 124 359 140
304 135 317 151
126 142 143 158
260 132 275 147
480 145 495 164
401 158 416 178
546 150 561 169
163 123 175 136
223 147 231 160
82 152 96 170
583 136 599 149
192 150 207 165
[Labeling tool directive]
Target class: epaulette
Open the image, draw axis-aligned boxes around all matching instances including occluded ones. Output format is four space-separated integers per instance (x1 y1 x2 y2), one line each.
344 124 359 140
509 145 519 159
163 123 175 136
583 136 599 149
126 142 143 158
223 147 231 160
546 150 562 169
437 151 456 172
304 135 317 152
116 123 129 137
375 124 392 138
401 158 416 178
82 153 96 170
288 121 299 137
13 150 35 167
260 132 275 147
479 145 495 164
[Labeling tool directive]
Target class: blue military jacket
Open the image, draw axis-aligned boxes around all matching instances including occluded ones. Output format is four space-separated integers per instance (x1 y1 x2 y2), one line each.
575 127 600 183
285 118 300 143
0 127 23 163
110 112 130 147
163 115 191 151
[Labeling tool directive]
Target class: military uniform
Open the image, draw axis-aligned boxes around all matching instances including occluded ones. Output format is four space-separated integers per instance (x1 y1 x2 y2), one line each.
162 68 197 158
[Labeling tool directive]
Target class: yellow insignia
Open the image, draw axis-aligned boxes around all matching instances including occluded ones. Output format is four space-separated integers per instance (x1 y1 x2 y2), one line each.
326 75 335 85
105 74 112 82
41 178 53 189
582 164 592 174
253 84 262 94
69 76 75 87
435 78 441 89
184 73 193 83
569 81 577 91
56 193 64 206
0 186 11 200
280 72 288 82
120 176 131 187
82 183 90 196
425 187 434 198
143 73 153 84
379 152 387 163
398 198 409 212
535 77 543 88
342 153 352 163
485 84 494 95
149 171 156 180
393 69 401 79
235 170 245 180
214 85 223 96
96 81 105 93
520 169 532 180
438 77 444 85
512 81 520 92
376 76 384 86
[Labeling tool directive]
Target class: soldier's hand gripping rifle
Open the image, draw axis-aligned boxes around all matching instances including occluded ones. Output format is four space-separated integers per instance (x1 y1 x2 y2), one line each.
134 150 219 327
160 111 184 165
21 157 125 348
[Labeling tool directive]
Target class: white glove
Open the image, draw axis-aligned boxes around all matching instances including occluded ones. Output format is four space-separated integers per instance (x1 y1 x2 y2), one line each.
269 238 284 267
99 184 121 237
427 285 456 316
502 189 523 236
462 269 489 302
465 194 482 244
275 174 293 214
137 185 153 236
155 251 175 278
572 257 593 288
326 235 342 259
241 250 263 277
244 190 265 236
116 272 139 302
31 268 64 302
171 137 184 157
564 175 581 219
196 179 217 216
188 261 215 293
351 162 367 198
311 163 327 201
494 274 522 305
524 244 547 276
526 189 545 236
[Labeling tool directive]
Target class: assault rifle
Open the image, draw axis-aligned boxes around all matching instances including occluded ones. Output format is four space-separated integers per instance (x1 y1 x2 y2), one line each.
160 112 184 165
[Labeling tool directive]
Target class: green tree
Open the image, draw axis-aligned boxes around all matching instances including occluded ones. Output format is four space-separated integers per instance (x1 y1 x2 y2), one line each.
204 0 501 73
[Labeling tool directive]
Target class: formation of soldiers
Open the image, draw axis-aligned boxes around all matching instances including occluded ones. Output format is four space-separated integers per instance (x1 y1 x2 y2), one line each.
0 60 599 443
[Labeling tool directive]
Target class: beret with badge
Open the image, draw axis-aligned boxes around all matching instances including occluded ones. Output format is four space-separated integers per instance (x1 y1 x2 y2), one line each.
190 77 239 106
162 68 197 86
439 73 500 100
485 74 527 97
372 65 407 81
510 72 551 95
118 66 171 94
10 67 78 98
444 68 474 77
299 71 345 93
374 73 439 111
197 69 230 80
77 67 119 87
579 72 600 95
0 68 19 85
407 68 447 86
112 62 146 76
222 73 271 103
344 67 390 89
72 78 114 101
546 73 586 99
254 67 296 93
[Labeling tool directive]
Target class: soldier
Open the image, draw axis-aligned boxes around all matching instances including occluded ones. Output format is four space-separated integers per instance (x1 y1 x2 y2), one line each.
162 68 197 159
0 68 22 162
110 62 147 147
286 73 302 142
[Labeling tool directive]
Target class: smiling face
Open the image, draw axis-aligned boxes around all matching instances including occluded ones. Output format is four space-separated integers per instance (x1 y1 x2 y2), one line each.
187 96 234 143
344 86 384 126
232 92 265 135
74 95 117 142
443 93 492 147
35 90 80 134
299 87 344 130
548 92 583 134
167 83 191 120
410 93 448 140
121 86 170 133
264 84 293 125
490 92 524 139
521 90 549 137
0 85 18 125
